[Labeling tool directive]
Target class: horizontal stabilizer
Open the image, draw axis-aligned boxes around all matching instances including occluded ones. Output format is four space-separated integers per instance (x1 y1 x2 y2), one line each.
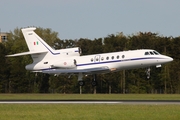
42 66 110 74
6 51 48 57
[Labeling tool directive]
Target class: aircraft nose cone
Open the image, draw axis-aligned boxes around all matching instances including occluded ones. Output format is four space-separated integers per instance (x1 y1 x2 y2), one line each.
161 55 173 63
166 56 173 62
169 57 173 62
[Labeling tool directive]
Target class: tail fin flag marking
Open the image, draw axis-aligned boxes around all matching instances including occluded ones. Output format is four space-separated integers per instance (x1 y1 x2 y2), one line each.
21 27 60 55
6 27 60 60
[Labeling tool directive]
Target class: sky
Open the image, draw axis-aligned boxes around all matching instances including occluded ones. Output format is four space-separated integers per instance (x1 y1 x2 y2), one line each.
1 0 180 40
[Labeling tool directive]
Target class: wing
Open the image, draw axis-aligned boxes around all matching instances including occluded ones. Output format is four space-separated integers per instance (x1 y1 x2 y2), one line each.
6 51 48 57
42 66 110 74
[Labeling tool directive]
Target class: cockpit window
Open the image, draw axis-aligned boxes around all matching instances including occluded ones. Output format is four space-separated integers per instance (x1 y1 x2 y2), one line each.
153 51 160 55
145 52 150 55
149 51 154 55
145 51 160 55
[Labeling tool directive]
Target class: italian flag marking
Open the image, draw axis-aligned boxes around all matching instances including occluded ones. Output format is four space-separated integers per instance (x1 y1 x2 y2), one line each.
34 41 39 45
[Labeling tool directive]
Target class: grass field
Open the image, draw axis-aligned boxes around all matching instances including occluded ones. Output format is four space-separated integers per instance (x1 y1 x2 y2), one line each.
0 94 180 100
0 104 180 120
0 94 180 120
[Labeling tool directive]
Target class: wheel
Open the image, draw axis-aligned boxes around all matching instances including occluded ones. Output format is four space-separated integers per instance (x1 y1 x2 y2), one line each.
78 81 85 86
91 81 97 86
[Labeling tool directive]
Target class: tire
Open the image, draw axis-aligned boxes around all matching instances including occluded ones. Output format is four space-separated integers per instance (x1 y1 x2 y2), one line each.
91 81 97 86
78 81 85 86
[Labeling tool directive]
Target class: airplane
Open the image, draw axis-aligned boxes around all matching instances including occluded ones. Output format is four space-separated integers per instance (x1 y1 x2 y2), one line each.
6 27 173 86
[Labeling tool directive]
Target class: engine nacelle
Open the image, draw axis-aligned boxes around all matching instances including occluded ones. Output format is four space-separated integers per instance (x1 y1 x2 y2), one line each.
59 47 82 56
52 59 77 68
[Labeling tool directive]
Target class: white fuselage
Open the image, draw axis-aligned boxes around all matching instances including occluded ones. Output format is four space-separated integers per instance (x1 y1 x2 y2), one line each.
26 49 173 73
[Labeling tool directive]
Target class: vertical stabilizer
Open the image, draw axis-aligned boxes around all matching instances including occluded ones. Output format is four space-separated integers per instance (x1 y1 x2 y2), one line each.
21 27 54 52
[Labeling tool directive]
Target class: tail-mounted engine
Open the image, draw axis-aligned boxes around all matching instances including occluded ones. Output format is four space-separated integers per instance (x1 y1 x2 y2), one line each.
59 47 82 56
52 59 77 68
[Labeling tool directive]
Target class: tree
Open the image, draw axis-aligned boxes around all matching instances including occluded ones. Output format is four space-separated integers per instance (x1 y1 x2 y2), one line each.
0 43 9 92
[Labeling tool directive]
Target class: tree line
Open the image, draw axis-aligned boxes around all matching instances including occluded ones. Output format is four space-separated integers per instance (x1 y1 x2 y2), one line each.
0 27 179 94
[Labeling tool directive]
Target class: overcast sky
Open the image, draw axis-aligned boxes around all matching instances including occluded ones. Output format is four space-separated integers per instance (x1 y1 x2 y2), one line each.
1 0 180 39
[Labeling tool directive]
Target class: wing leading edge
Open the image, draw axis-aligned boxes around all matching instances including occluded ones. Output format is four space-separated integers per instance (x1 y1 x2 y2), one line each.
6 51 48 57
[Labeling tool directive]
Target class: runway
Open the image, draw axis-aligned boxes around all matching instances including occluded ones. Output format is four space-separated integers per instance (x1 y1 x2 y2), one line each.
0 100 180 104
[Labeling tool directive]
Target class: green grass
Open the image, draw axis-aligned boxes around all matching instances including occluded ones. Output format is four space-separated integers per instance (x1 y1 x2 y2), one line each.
0 104 180 120
0 94 180 100
0 94 180 120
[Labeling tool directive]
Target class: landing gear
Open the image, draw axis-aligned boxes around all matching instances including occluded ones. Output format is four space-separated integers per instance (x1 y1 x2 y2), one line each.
77 73 97 94
146 68 151 79
91 74 97 86
78 73 85 86
78 81 85 86
91 81 97 86
77 73 97 86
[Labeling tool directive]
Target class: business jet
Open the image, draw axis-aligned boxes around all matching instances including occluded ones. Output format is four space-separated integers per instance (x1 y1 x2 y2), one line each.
6 27 173 86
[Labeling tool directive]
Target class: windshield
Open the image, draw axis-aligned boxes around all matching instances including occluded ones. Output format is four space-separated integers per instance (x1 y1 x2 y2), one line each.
144 51 160 55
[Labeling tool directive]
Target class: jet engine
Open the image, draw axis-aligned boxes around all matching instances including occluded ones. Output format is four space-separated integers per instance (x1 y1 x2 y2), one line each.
52 59 77 68
59 47 82 56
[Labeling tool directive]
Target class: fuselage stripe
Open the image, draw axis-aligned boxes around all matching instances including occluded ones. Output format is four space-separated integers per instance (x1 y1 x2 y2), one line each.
40 57 164 71
76 57 164 67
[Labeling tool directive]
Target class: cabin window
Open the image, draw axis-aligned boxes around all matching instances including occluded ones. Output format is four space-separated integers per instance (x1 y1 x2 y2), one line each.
112 56 114 60
91 58 93 62
145 52 150 55
117 55 119 59
122 55 125 58
96 58 99 61
44 62 48 64
106 57 109 60
101 57 104 61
